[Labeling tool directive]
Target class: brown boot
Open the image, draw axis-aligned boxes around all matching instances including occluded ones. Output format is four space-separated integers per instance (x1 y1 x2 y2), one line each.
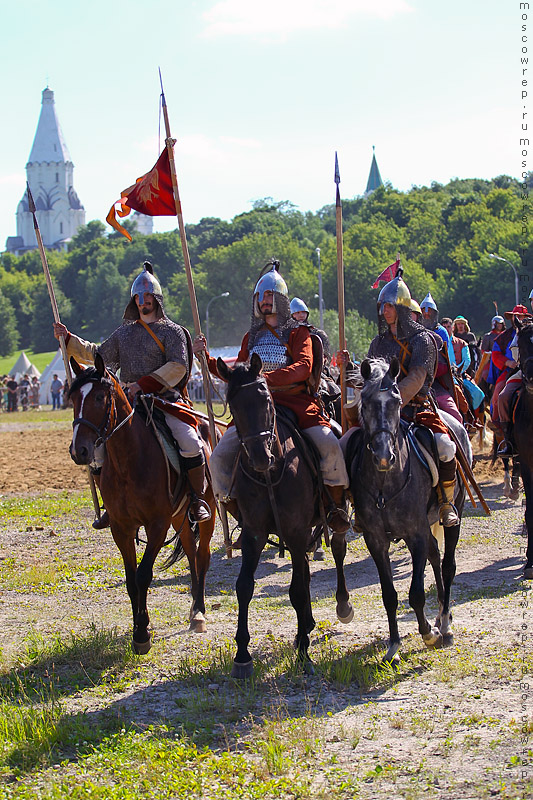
92 510 110 530
325 485 351 534
222 497 240 521
186 464 212 523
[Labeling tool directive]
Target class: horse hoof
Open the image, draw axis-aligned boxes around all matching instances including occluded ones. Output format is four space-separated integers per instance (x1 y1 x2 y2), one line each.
383 643 400 664
313 547 325 561
231 660 253 680
422 629 443 649
442 632 454 647
132 635 151 655
303 659 315 675
189 615 207 633
523 567 533 580
510 489 520 502
336 602 354 625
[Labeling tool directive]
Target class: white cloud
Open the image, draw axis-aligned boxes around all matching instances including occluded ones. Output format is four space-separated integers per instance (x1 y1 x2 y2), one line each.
201 0 413 39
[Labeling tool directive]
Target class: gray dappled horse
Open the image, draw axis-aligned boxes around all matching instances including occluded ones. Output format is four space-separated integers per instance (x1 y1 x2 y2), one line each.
217 353 353 678
513 319 533 579
347 357 471 662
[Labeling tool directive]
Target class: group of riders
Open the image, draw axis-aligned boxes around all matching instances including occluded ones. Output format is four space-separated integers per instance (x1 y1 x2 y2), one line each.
53 258 532 537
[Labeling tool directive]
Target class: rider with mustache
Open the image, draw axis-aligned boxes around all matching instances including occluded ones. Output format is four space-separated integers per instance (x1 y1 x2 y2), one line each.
194 260 351 534
53 261 211 528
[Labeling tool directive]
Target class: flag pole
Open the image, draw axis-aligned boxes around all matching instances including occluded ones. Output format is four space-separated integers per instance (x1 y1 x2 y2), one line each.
27 183 102 521
334 153 347 433
158 72 231 556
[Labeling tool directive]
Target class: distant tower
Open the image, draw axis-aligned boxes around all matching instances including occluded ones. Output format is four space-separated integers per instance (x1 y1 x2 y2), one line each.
6 87 85 255
365 146 383 195
130 211 154 235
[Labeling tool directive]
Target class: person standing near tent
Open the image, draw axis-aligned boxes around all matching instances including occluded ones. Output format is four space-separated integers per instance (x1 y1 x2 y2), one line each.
50 374 63 410
30 376 41 410
6 376 18 412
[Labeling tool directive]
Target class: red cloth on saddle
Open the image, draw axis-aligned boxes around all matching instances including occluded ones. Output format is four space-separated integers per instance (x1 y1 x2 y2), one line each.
207 325 327 429
136 375 198 428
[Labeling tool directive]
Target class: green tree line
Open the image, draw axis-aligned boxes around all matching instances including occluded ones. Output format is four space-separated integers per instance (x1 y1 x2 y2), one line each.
0 175 530 360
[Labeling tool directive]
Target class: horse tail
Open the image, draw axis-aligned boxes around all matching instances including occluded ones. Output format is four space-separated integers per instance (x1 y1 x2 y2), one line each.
161 521 200 569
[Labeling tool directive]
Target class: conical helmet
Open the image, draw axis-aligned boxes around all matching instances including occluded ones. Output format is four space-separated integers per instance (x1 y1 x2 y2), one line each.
420 292 438 312
377 276 411 313
123 261 165 320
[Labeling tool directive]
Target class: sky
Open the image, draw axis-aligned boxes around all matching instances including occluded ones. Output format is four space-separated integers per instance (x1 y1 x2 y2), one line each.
0 0 526 251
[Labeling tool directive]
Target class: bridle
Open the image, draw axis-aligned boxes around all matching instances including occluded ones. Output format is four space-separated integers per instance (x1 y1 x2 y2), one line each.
229 378 278 460
364 383 400 457
72 373 134 447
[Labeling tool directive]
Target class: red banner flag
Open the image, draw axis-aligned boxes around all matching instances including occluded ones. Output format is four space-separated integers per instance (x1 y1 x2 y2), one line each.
371 259 400 289
106 149 176 241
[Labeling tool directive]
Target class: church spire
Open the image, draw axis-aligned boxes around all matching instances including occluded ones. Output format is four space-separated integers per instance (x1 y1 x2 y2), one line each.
365 146 383 195
28 88 72 165
6 88 85 255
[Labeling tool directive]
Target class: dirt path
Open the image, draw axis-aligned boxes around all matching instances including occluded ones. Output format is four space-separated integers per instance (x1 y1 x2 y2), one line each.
0 422 531 798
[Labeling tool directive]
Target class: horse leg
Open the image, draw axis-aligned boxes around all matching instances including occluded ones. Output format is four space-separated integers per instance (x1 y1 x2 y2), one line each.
438 523 460 644
179 515 215 633
288 546 315 672
364 534 400 663
110 525 151 654
407 534 442 649
427 532 445 629
133 522 168 654
231 528 266 679
520 463 533 578
510 457 521 502
502 456 511 498
331 532 353 624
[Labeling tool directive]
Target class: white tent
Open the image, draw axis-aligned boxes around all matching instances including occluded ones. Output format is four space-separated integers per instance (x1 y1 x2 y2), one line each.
39 350 67 405
8 351 41 381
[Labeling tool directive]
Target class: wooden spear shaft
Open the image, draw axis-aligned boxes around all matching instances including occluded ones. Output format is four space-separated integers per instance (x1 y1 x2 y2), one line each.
26 183 101 519
334 153 347 433
158 78 232 556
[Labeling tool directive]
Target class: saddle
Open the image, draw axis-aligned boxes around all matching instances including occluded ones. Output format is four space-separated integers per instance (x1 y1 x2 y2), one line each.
135 398 186 509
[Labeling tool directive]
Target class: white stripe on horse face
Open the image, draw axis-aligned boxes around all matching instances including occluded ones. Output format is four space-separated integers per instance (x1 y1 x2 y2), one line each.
72 382 93 453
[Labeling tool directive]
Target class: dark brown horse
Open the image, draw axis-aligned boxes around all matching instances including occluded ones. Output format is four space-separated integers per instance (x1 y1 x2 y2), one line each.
68 354 216 653
513 319 533 579
217 353 352 678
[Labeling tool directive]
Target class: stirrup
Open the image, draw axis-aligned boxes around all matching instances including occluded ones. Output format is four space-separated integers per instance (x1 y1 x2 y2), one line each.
438 502 460 527
92 510 110 530
326 506 351 534
497 439 517 457
188 495 212 523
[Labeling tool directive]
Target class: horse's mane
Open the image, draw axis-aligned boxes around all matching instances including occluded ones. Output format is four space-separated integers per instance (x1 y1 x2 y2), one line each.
360 358 393 398
225 361 266 402
68 367 113 398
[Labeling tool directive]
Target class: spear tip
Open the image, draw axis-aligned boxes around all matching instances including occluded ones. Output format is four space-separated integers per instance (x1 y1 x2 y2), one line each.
334 151 340 185
26 182 36 214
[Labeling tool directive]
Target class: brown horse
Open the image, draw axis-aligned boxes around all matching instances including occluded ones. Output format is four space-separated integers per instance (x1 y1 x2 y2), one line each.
68 354 216 653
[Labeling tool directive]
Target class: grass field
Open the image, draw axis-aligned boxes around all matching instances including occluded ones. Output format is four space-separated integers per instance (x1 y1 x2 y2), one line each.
0 351 56 377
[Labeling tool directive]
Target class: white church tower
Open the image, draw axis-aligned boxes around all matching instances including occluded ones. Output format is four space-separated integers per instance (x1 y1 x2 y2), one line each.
6 87 85 254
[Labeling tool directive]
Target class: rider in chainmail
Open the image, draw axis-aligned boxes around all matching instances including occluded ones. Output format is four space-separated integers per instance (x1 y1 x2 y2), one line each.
194 259 351 535
362 273 461 527
53 261 211 528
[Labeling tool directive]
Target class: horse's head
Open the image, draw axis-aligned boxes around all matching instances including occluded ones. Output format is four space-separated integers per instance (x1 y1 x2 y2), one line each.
515 318 533 391
68 353 117 467
360 357 402 471
217 353 276 472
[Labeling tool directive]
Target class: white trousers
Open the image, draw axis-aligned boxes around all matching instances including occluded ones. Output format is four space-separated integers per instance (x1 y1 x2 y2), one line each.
210 423 349 499
164 413 203 459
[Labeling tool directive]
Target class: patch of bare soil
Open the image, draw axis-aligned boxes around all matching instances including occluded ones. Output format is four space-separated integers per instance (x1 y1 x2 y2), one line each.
0 423 531 798
0 427 86 494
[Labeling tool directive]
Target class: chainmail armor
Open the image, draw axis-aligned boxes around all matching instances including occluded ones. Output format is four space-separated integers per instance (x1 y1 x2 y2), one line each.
368 319 437 398
248 291 298 351
97 318 189 391
249 329 290 372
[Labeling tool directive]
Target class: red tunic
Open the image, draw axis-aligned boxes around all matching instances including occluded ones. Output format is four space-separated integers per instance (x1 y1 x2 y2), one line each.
207 325 328 429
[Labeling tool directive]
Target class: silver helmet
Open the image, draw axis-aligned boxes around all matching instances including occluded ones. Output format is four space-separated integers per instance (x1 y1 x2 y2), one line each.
123 261 165 320
290 297 310 317
420 292 438 312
